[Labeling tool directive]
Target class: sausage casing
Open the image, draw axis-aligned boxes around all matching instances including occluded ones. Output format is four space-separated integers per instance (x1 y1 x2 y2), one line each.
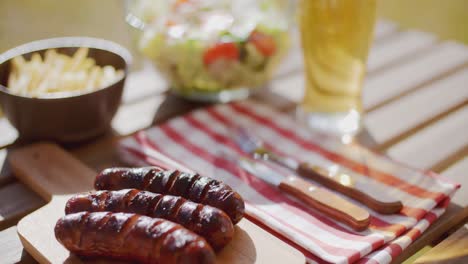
55 212 215 264
65 189 234 250
94 167 245 224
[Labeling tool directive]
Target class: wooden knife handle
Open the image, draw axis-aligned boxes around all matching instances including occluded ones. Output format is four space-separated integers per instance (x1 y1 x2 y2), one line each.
297 163 403 214
279 176 370 231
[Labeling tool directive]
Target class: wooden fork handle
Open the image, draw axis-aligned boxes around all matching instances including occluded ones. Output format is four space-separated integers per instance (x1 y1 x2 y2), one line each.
279 176 370 231
297 163 403 214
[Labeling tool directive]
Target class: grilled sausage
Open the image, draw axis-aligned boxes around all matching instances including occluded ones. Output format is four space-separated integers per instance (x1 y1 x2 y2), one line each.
65 189 234 250
95 167 245 224
55 212 215 264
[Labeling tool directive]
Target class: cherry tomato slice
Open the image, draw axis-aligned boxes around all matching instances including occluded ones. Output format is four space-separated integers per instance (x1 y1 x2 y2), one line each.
203 42 239 66
248 30 276 57
175 0 190 7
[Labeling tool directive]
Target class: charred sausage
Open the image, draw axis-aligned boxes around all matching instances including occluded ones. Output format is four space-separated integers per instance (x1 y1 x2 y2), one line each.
55 212 215 264
94 167 244 224
65 189 234 250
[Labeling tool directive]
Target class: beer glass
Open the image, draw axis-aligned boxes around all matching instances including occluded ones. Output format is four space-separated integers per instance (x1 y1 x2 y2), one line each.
297 0 376 137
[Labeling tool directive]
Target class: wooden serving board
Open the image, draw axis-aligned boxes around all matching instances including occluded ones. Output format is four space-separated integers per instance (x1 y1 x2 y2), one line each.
10 143 305 264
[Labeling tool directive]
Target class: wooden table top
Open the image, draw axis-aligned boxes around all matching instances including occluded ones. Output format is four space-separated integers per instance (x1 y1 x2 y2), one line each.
0 2 467 263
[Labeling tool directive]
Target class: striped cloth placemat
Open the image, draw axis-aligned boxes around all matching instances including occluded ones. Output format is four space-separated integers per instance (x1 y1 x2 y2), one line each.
119 100 460 264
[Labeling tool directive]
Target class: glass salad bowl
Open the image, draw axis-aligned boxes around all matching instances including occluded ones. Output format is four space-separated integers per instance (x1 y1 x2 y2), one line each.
125 0 292 102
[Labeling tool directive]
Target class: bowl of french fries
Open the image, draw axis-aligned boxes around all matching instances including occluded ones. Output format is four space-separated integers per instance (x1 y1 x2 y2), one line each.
0 37 131 142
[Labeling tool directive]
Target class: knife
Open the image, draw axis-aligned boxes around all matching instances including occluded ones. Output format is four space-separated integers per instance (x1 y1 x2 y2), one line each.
232 155 370 231
232 127 403 214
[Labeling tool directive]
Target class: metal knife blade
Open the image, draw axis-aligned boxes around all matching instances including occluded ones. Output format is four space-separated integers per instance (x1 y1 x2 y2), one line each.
237 158 283 186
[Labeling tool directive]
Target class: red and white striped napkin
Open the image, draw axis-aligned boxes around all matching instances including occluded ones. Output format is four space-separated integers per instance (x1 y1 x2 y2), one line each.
119 100 460 264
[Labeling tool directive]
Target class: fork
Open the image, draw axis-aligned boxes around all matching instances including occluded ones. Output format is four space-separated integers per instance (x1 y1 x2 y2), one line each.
231 126 403 214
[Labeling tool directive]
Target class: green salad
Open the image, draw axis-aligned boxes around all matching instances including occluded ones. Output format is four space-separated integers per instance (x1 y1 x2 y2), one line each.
132 0 290 98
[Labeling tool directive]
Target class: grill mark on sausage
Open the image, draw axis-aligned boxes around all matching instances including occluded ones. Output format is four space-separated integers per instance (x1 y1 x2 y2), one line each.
121 216 156 261
120 214 140 251
147 193 164 217
148 221 180 262
185 173 201 197
79 212 112 252
122 189 140 208
192 204 205 231
145 170 166 194
199 181 218 204
170 197 186 220
97 213 130 251
163 170 179 193
161 228 197 263
169 172 199 198
76 212 90 250
154 195 179 220
141 168 157 190
189 176 215 203
175 201 199 232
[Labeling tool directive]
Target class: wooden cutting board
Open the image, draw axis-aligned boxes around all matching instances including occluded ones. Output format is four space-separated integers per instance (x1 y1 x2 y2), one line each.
10 143 305 264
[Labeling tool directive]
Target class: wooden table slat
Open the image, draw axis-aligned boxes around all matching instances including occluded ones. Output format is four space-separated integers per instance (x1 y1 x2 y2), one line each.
363 42 468 110
387 106 468 170
374 20 398 40
0 182 44 230
274 49 303 79
414 224 468 264
365 67 468 145
268 73 305 106
112 93 202 137
112 95 166 136
392 203 466 264
121 60 168 104
441 157 468 207
367 30 437 73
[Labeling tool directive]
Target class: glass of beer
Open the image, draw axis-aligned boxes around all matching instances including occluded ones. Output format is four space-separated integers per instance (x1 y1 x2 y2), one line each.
297 0 376 137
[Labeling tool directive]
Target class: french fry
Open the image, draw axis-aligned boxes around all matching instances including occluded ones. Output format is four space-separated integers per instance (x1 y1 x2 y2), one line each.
68 47 88 72
44 49 57 63
54 54 68 72
7 47 122 97
30 53 42 65
11 56 26 71
77 58 95 71
28 54 45 92
85 66 100 91
15 72 31 95
7 64 18 90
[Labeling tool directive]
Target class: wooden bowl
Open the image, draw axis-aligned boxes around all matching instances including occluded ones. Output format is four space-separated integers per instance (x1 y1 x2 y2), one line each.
0 37 132 143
